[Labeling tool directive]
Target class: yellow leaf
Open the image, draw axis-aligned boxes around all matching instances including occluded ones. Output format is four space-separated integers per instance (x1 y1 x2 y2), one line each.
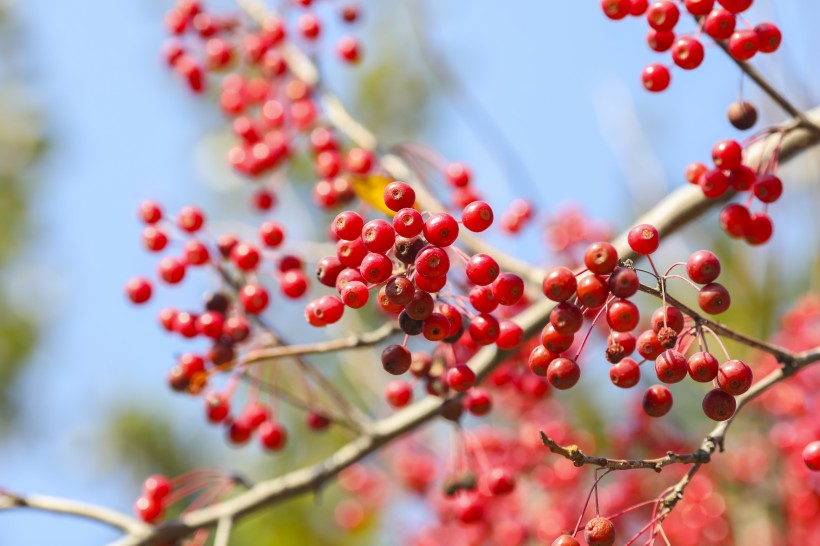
351 174 395 215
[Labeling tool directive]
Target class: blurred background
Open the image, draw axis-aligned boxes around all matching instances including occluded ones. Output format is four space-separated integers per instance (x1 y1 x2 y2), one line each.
0 0 818 544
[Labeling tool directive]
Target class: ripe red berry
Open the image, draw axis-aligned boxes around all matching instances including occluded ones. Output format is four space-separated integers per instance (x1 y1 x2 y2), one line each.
698 282 731 314
205 391 231 423
627 223 659 255
469 313 500 345
698 169 730 199
642 385 673 417
712 139 743 170
687 351 719 382
803 441 820 471
717 359 752 395
671 37 705 70
637 329 664 360
754 22 782 54
686 249 721 284
685 162 708 185
393 208 424 238
607 299 640 332
142 226 168 252
704 8 736 40
239 283 270 314
383 181 415 212
280 270 308 299
447 365 476 392
496 320 523 350
461 201 494 232
608 266 639 298
651 306 685 333
702 388 736 421
684 0 715 16
470 285 498 313
158 256 186 284
542 267 577 302
126 277 153 304
466 253 500 286
423 213 459 247
332 211 364 241
177 205 205 233
728 165 755 191
345 147 373 173
230 242 261 271
641 63 671 92
317 256 345 286
414 247 449 279
752 174 783 203
541 323 574 354
551 536 580 546
547 357 581 390
655 349 688 383
647 29 675 52
584 242 619 275
360 252 394 284
610 358 641 388
601 0 631 20
646 1 680 32
629 0 649 16
259 421 288 451
444 163 471 187
493 273 524 306
718 0 752 14
728 30 759 61
584 516 616 546
336 36 361 63
142 475 172 502
385 380 413 408
298 13 321 39
362 219 396 254
135 495 164 523
744 212 773 245
550 302 584 335
577 274 609 308
719 203 751 238
139 200 163 224
306 411 330 431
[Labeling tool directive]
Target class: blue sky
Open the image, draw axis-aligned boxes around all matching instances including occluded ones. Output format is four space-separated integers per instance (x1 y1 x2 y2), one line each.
2 1 819 544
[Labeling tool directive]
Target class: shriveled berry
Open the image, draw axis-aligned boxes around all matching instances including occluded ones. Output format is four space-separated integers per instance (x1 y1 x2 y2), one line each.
584 516 616 546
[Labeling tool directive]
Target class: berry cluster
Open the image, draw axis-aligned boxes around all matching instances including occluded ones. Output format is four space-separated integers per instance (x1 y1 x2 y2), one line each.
534 223 752 422
685 133 783 245
307 180 526 403
602 0 782 93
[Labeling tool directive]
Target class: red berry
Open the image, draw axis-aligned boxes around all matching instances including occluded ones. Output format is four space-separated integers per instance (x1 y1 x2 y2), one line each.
468 313 500 345
685 162 708 185
718 0 752 13
684 0 715 16
239 283 270 314
465 253 499 286
577 274 609 308
542 267 577 302
362 219 396 254
139 200 163 224
712 139 743 170
337 238 368 268
671 37 705 70
647 29 675 52
744 212 773 245
496 320 523 350
126 277 153 304
259 421 288 451
802 441 820 471
298 13 320 39
158 257 186 284
423 213 459 247
627 223 659 255
641 63 671 92
393 208 424 238
340 280 369 309
728 165 755 191
444 163 471 187
601 0 631 20
541 323 574 354
584 516 616 546
414 247 449 279
642 385 673 417
637 329 664 360
702 388 736 421
717 359 752 395
230 242 261 271
177 205 205 233
687 351 719 382
547 357 581 390
754 22 781 54
646 1 679 32
704 8 736 40
584 242 619 275
686 249 721 284
719 203 751 238
550 302 584 335
607 299 640 332
486 466 515 495
306 411 330 431
470 285 498 313
728 30 759 61
610 358 641 388
205 391 231 423
461 201 494 232
360 252 394 284
752 174 783 203
629 0 649 16
447 365 476 392
551 536 580 546
332 211 363 241
184 240 209 265
651 306 685 333
493 273 524 306
655 349 688 383
699 168 730 199
280 270 308 299
336 36 361 63
385 380 413 408
383 181 415 212
698 282 731 314
135 495 164 523
142 475 172 502
608 266 639 298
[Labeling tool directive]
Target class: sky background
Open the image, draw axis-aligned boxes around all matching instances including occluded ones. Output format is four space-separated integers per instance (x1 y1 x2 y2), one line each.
2 0 820 544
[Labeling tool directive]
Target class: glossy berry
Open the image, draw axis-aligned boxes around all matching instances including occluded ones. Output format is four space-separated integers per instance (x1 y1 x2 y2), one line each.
606 299 640 332
496 320 524 350
547 357 581 390
685 162 708 185
333 211 364 241
142 475 172 501
754 22 781 53
461 201 494 232
158 257 186 284
702 388 736 421
577 274 609 308
340 280 369 309
551 536 580 546
584 242 619 275
382 344 412 375
362 219 396 254
655 349 688 383
744 212 773 245
383 181 415 212
627 223 659 255
630 0 649 16
492 273 524 306
465 254 499 286
686 250 721 284
541 323 574 354
542 267 577 302
177 205 205 233
608 266 639 298
687 351 720 382
360 252 394 284
802 441 820 471
637 329 663 360
280 270 309 299
126 277 153 304
728 165 755 191
336 36 360 63
717 359 752 395
423 213 459 247
647 29 675 52
719 203 751 238
601 0 631 20
584 516 616 546
684 0 715 16
135 496 163 523
641 63 671 92
142 226 168 252
610 358 640 388
239 283 269 314
393 208 424 238
671 37 705 70
646 2 679 32
651 306 685 333
468 313 500 345
698 282 731 314
550 302 584 335
712 139 743 170
444 162 471 187
704 8 736 40
447 365 476 392
230 242 261 271
728 30 759 61
643 385 673 417
139 200 162 224
753 174 783 203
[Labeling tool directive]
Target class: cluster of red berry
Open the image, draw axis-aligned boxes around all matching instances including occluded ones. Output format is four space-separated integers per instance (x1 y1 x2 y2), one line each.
534 223 751 422
602 0 781 92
